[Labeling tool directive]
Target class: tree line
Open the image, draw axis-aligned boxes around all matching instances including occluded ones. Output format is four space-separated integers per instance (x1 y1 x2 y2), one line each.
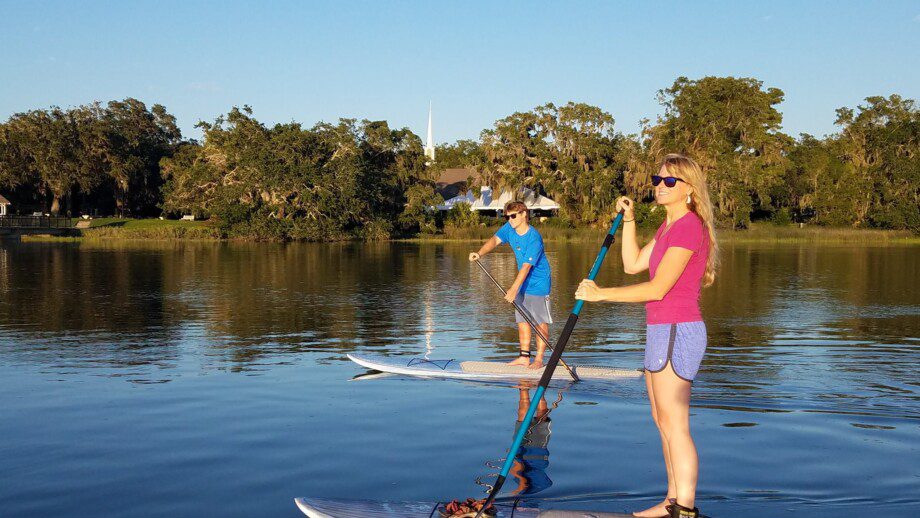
0 99 180 217
0 76 916 239
437 78 918 232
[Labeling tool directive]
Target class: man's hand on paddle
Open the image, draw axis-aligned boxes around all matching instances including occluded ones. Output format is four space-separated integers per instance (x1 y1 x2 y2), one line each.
470 236 500 263
504 285 519 303
506 264 531 303
575 279 603 302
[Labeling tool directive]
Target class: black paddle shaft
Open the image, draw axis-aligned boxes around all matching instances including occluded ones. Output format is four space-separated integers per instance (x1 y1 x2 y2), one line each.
474 260 579 382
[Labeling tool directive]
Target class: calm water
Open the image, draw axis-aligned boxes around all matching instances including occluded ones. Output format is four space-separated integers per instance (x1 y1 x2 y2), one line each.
0 240 918 517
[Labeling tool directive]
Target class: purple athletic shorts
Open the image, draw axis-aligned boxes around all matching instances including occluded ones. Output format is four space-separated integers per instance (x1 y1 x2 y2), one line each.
644 321 707 382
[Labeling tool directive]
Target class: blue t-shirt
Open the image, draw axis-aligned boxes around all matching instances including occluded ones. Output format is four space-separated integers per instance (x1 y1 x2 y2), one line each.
494 222 551 296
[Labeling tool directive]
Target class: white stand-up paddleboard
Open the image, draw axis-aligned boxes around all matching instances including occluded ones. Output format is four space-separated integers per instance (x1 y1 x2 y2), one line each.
348 353 642 382
294 497 636 517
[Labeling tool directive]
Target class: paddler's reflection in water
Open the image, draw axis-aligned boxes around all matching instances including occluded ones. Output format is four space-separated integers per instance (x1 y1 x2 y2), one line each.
508 381 552 496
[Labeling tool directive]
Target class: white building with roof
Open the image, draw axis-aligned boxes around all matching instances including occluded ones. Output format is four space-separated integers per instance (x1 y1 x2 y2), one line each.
437 185 559 214
434 168 559 213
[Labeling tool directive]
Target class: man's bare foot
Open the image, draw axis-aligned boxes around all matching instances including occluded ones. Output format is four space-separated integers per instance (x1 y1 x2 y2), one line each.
632 498 674 518
528 357 544 370
507 356 530 367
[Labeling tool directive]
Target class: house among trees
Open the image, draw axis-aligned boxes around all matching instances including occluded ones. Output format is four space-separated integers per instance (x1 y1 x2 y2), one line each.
427 103 558 217
434 168 560 216
435 168 476 199
0 194 10 216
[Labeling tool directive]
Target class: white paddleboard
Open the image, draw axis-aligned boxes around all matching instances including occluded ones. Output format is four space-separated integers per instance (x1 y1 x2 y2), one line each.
347 353 642 381
294 497 635 517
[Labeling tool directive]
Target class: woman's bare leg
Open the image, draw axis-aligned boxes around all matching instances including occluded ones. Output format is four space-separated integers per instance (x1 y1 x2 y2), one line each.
650 365 697 509
633 370 678 517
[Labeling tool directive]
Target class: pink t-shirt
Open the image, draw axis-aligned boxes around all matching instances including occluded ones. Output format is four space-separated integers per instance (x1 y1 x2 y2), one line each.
646 212 709 325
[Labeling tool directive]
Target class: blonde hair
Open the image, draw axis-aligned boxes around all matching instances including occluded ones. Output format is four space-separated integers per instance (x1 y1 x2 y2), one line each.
661 153 719 287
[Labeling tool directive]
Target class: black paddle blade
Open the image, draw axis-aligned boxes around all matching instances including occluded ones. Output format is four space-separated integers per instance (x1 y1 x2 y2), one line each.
475 475 505 518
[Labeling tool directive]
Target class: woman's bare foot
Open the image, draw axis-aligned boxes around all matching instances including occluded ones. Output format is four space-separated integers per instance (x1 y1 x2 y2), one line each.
527 357 544 369
507 356 530 367
632 497 674 518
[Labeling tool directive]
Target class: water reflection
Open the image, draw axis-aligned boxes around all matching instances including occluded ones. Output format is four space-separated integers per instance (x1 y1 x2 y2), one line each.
472 380 563 499
0 239 917 420
508 382 554 497
1 239 918 516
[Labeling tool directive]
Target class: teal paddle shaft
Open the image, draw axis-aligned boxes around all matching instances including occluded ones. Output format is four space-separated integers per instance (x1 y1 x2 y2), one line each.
475 211 625 517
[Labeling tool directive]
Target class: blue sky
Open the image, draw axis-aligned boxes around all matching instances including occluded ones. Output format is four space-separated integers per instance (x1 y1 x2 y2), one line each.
1 1 918 144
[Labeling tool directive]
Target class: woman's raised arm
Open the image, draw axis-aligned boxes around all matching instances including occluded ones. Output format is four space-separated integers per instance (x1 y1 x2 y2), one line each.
618 197 654 274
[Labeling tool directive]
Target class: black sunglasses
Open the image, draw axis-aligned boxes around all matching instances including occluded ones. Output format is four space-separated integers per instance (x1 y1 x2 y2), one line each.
504 212 524 221
651 175 686 188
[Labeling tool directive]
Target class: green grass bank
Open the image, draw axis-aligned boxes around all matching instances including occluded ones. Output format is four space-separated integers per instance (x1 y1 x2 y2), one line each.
18 218 920 245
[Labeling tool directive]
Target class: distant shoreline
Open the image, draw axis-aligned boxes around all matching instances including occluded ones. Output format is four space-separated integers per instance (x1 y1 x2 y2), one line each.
14 218 920 245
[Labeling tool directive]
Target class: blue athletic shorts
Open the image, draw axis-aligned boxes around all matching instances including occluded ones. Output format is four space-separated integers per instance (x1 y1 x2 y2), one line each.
644 321 707 381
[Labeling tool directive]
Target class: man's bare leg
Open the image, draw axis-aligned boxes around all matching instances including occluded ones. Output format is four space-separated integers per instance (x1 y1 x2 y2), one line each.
528 322 549 369
508 322 531 366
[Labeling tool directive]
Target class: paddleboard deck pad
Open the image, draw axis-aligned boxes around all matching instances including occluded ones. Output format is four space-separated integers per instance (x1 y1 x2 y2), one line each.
294 497 635 517
348 353 642 381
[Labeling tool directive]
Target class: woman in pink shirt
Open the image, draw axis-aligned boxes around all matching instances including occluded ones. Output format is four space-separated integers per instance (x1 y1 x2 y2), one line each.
575 154 719 518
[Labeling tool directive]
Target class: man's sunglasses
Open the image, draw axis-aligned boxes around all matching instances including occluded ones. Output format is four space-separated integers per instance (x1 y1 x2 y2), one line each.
651 175 686 188
504 212 524 221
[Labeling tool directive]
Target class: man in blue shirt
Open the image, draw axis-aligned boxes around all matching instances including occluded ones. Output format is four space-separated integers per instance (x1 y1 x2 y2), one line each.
469 201 552 369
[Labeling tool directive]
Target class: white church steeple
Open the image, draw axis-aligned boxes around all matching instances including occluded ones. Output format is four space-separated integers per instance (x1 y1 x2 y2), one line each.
424 101 435 163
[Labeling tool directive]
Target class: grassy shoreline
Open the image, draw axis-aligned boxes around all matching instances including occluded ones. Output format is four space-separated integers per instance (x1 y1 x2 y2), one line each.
22 218 220 242
17 218 920 244
408 223 920 244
